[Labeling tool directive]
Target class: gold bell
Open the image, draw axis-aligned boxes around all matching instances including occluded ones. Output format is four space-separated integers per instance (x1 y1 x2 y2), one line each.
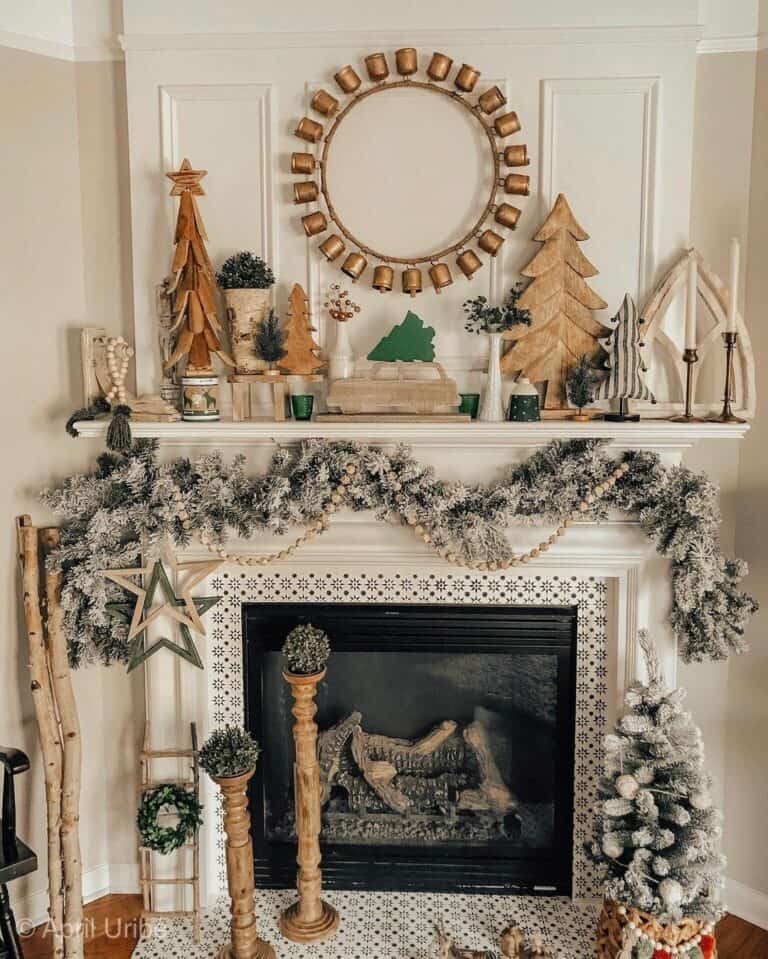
478 86 507 114
291 152 317 175
295 117 324 143
310 89 340 117
494 203 522 230
293 181 319 204
302 211 328 237
319 234 346 261
402 267 422 297
395 48 418 76
429 262 453 292
365 52 389 82
372 265 394 292
334 65 362 94
503 144 529 167
341 252 368 281
455 64 481 92
494 111 521 137
478 230 505 256
501 173 530 196
427 52 453 81
456 250 483 278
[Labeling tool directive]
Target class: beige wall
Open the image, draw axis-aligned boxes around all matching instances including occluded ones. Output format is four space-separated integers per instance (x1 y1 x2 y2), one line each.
0 46 142 918
727 46 768 900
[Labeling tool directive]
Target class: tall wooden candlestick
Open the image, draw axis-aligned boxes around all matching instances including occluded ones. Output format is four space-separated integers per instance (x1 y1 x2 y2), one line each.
214 770 275 959
279 669 339 944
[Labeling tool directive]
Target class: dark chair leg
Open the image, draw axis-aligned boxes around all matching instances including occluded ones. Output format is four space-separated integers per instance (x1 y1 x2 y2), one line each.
0 884 24 959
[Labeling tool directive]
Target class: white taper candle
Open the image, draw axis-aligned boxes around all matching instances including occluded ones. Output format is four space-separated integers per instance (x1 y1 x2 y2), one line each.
727 236 740 333
685 254 698 350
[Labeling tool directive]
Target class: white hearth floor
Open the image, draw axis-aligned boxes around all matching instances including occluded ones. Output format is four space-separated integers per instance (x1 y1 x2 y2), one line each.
131 890 599 958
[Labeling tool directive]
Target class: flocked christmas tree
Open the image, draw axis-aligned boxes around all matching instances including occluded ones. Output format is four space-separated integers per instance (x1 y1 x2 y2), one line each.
590 632 725 926
278 283 325 374
594 293 656 422
164 159 234 374
500 193 610 409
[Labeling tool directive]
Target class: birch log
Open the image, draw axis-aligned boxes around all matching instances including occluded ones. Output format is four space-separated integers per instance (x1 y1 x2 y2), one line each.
42 528 84 959
16 517 65 959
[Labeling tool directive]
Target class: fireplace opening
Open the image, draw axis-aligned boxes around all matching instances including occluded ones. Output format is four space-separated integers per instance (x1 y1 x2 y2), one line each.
243 602 577 894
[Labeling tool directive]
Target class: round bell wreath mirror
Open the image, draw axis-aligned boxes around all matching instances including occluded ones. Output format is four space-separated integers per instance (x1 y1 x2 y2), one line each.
291 49 531 295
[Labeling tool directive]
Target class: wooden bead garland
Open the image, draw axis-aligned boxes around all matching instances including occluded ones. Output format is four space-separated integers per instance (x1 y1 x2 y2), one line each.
171 461 631 570
105 336 134 405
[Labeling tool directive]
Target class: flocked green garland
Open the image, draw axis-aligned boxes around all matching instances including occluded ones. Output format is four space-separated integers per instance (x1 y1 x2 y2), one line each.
41 438 756 668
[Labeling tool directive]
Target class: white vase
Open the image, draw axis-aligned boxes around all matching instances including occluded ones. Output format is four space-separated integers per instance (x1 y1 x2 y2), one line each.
479 331 505 422
328 321 355 381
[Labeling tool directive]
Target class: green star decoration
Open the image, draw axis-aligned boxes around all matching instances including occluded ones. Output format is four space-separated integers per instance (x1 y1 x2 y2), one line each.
105 559 220 673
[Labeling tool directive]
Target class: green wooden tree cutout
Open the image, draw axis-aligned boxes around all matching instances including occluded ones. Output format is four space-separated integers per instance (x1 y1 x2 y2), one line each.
367 311 436 362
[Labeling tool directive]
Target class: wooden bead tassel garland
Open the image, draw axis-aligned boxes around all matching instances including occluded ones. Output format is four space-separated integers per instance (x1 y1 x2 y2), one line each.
170 461 631 570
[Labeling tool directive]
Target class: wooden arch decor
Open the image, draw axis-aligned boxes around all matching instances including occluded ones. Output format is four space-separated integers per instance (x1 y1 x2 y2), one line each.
641 248 756 418
290 49 530 295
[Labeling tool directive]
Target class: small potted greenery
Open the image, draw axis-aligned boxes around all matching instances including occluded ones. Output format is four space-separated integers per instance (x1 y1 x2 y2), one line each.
216 251 276 374
463 283 531 422
566 353 600 422
254 310 286 377
199 727 273 956
282 624 331 679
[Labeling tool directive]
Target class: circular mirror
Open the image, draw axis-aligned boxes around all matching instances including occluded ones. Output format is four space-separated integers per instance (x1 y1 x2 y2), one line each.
322 85 495 263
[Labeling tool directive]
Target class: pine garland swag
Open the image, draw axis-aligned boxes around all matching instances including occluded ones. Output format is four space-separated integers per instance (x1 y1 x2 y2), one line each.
41 438 756 668
137 784 203 855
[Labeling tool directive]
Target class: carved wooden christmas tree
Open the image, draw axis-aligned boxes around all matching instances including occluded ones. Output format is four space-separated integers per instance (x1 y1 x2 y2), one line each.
501 193 610 409
594 293 656 421
164 159 234 374
278 283 326 374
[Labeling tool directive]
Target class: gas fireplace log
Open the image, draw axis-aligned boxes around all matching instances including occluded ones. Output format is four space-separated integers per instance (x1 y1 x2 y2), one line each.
459 721 518 816
365 720 458 759
318 711 361 805
351 727 412 815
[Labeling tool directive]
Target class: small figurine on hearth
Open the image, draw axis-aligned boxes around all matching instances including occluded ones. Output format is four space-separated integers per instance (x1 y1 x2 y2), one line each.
434 923 497 959
499 925 525 959
521 934 554 959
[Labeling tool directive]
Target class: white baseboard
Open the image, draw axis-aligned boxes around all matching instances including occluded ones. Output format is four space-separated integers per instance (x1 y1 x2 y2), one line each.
726 877 768 931
12 862 139 932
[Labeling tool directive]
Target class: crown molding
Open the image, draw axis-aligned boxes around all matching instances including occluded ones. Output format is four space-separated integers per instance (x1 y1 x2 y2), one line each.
0 29 123 62
698 34 760 54
119 24 703 53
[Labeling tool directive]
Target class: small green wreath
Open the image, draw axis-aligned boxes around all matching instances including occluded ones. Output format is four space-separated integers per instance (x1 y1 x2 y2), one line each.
137 784 203 855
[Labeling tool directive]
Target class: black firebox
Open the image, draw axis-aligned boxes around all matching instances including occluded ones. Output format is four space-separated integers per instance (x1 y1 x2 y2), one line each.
243 603 576 895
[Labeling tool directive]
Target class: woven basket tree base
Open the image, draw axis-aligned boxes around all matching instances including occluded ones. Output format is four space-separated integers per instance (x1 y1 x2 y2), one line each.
596 900 718 959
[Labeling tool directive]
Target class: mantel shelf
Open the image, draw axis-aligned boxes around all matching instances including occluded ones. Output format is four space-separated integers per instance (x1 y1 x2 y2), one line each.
74 418 750 449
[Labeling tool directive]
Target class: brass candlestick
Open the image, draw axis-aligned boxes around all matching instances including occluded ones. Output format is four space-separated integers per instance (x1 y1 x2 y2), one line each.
709 331 746 423
671 348 706 422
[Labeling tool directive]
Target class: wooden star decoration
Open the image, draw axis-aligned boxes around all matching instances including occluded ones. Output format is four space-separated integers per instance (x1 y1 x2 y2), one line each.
103 557 221 640
104 558 221 673
166 157 207 196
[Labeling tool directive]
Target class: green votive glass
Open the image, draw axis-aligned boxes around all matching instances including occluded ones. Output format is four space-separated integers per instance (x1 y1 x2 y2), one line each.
459 393 480 419
291 394 314 421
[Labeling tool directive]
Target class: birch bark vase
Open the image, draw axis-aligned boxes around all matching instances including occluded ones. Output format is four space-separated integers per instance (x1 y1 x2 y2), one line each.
479 331 505 422
224 289 270 373
279 669 339 944
213 770 275 959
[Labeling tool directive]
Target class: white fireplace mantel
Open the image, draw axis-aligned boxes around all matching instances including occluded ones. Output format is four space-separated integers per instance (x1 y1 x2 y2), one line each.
75 418 749 453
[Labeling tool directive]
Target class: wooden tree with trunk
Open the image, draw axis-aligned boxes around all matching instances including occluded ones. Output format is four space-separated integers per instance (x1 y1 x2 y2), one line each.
501 193 610 410
278 284 326 375
163 159 234 374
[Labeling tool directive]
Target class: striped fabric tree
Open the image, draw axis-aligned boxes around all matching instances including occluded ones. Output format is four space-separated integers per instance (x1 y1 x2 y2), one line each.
594 294 655 421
